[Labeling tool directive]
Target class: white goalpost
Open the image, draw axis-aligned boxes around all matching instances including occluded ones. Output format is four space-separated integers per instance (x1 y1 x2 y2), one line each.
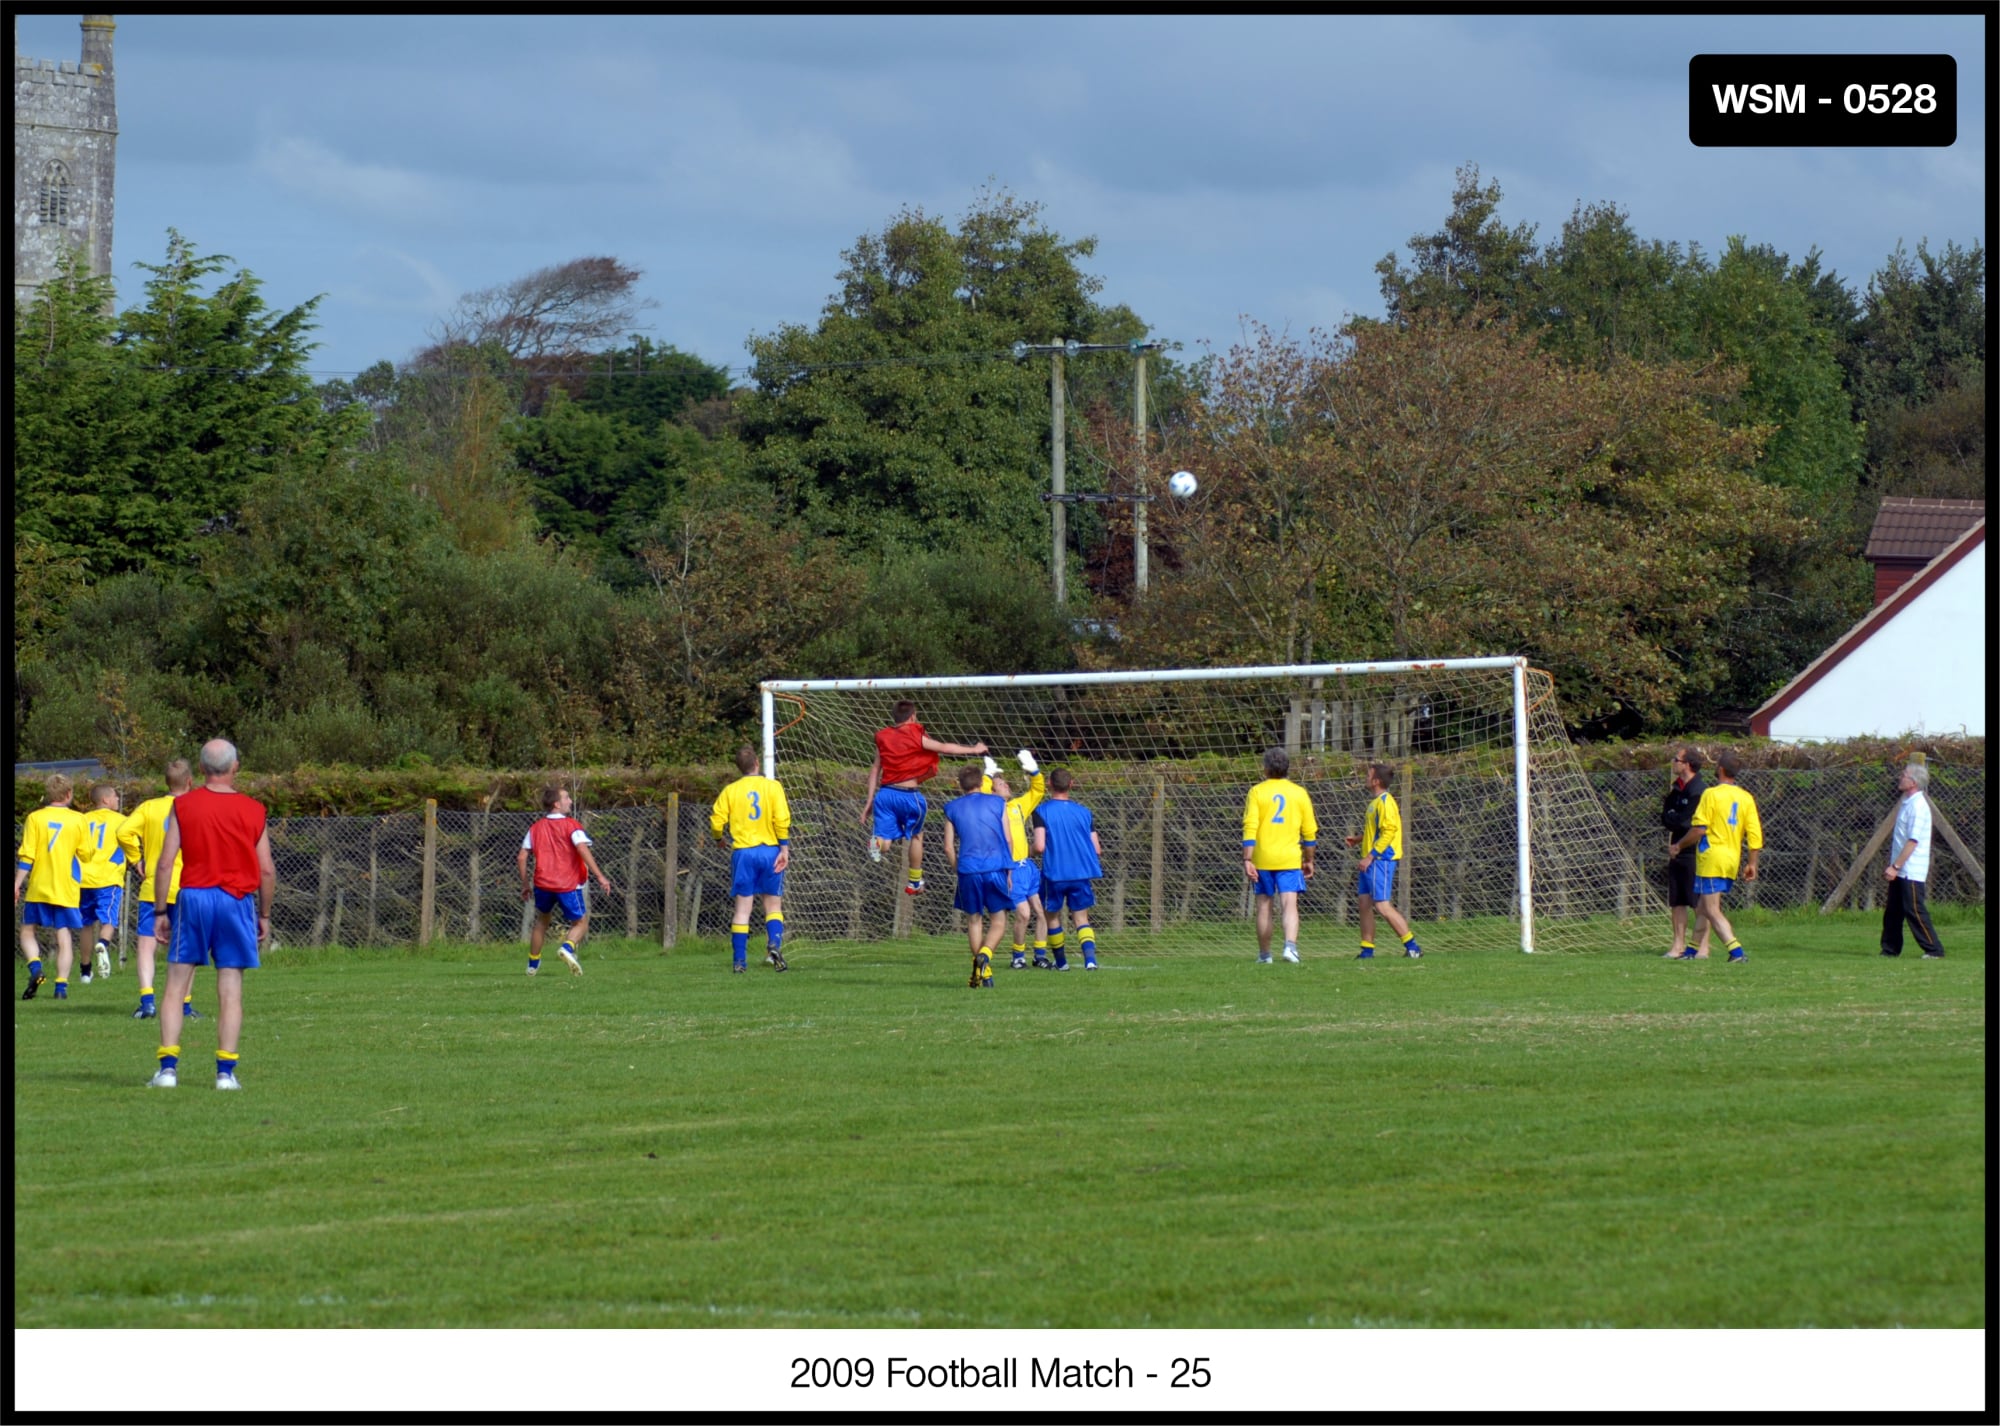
758 659 1659 957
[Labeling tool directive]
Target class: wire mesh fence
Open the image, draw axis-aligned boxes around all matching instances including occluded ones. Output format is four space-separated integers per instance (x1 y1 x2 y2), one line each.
17 766 1983 951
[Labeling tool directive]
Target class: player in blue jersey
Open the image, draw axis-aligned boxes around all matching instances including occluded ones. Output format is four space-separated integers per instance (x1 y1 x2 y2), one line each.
981 750 1050 969
943 765 1013 988
1032 768 1104 971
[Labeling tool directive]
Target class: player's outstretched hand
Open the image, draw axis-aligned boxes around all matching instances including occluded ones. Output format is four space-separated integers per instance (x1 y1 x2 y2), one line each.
983 756 1001 778
1017 749 1038 774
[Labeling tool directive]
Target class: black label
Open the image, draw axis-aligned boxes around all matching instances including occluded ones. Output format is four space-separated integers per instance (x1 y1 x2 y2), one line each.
1689 54 1956 146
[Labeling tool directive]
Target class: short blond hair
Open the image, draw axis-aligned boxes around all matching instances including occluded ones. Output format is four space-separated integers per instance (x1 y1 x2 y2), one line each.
43 773 72 803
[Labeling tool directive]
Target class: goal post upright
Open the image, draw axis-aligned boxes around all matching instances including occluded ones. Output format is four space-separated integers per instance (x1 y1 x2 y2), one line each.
761 686 777 776
1512 659 1534 955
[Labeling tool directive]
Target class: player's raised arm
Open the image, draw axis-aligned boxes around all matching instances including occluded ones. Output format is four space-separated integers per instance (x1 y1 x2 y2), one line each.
922 734 987 756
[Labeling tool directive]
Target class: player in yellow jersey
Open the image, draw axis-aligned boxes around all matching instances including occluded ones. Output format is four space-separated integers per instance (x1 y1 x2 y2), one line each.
1345 762 1423 960
13 773 98 1001
712 746 791 973
982 750 1049 970
1241 747 1318 964
78 783 128 984
1669 749 1761 962
117 758 196 1019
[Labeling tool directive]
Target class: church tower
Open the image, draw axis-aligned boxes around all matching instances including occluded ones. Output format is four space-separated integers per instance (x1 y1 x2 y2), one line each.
15 14 118 306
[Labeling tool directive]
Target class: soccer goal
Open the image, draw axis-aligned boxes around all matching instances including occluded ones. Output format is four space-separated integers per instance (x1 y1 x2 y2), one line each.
759 659 1660 956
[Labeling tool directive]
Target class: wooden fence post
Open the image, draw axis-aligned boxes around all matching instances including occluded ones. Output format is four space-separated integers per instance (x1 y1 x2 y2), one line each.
661 792 680 950
626 814 643 940
418 798 437 946
1397 762 1413 922
1149 777 1165 935
367 821 380 944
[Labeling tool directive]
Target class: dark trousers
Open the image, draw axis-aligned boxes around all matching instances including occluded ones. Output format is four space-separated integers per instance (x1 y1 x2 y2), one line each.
1881 878 1944 957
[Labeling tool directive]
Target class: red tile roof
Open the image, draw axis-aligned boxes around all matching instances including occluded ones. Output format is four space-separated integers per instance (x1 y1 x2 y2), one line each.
1864 497 1986 563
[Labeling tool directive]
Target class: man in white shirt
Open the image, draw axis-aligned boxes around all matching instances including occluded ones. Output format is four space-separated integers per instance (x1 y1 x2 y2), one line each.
1881 763 1945 960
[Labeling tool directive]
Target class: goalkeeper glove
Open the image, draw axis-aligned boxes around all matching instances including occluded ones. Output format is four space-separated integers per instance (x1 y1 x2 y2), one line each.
1016 749 1039 774
983 755 1001 778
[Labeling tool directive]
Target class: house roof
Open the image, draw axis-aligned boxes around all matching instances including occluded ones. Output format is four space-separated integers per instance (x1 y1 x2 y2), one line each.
1863 496 1985 563
1751 519 1985 736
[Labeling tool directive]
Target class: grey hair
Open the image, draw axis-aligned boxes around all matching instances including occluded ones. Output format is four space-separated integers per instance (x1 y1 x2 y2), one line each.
1903 763 1929 791
199 739 240 775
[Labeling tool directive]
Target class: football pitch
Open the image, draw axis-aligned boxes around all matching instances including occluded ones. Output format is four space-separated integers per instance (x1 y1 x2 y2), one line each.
12 908 1984 1330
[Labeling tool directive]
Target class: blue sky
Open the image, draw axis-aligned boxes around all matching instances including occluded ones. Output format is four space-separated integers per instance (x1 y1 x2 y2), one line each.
18 12 1987 381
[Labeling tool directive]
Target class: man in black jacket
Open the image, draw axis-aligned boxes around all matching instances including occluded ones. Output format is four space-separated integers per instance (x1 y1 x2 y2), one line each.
1661 748 1709 959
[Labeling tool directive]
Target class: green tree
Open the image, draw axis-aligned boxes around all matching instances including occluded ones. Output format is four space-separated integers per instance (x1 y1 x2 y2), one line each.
1846 240 1985 501
1375 163 1540 326
740 188 1149 566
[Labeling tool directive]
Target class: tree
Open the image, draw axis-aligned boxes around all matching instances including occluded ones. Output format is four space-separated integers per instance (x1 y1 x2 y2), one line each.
15 234 353 578
1128 311 1809 725
428 256 655 364
1375 163 1540 326
1846 240 1986 501
740 188 1151 566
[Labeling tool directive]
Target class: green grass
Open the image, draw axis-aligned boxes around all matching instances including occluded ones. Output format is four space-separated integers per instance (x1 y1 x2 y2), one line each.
12 907 1984 1328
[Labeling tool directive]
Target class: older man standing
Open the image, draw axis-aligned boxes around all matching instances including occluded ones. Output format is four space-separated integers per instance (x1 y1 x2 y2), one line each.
148 740 277 1090
1881 763 1945 960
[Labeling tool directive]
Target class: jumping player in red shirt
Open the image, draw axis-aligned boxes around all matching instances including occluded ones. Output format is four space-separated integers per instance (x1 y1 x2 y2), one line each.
518 785 615 977
862 699 986 895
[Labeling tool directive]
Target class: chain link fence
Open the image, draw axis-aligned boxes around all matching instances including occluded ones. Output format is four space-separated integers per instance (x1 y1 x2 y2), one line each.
15 767 1985 951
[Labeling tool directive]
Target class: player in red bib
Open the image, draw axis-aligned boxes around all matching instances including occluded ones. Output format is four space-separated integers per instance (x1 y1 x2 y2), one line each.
518 785 614 977
148 739 276 1091
862 699 987 895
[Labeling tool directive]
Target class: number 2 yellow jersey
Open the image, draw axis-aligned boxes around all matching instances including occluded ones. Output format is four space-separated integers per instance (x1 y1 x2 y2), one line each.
1241 777 1318 871
711 775 790 849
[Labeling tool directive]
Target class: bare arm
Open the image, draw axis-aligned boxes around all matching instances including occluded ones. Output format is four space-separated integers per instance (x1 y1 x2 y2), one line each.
518 846 532 899
921 735 987 757
154 815 182 938
862 754 882 825
1885 838 1917 880
1672 824 1704 857
255 829 278 941
579 843 613 895
943 821 957 867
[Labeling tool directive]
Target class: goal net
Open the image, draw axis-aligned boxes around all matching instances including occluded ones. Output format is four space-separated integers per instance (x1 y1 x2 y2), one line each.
759 659 1660 956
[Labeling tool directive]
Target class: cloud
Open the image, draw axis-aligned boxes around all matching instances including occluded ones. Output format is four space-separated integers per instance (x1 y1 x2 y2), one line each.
252 133 447 225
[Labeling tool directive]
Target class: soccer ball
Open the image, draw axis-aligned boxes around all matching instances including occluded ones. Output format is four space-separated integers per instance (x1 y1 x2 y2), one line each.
1168 470 1197 498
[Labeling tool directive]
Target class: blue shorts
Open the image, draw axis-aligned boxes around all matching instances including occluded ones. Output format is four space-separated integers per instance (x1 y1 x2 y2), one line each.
79 886 123 924
136 899 172 938
872 786 929 843
730 844 785 898
1009 858 1042 905
167 885 260 970
533 887 588 921
1357 857 1398 902
954 869 1016 915
20 901 84 930
1693 875 1734 897
1255 868 1307 897
1042 878 1097 913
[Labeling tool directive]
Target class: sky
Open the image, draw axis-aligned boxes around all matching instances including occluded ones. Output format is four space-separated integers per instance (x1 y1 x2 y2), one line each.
16 12 1989 382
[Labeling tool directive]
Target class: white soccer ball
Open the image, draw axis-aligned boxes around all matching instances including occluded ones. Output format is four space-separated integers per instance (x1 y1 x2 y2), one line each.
1168 470 1197 498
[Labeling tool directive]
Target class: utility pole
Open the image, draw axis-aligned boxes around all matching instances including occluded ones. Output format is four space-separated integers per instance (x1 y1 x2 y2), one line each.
1050 338 1066 607
1015 337 1169 610
1133 351 1149 595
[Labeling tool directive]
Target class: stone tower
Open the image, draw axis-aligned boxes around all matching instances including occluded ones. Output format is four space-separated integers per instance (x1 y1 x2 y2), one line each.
14 14 118 306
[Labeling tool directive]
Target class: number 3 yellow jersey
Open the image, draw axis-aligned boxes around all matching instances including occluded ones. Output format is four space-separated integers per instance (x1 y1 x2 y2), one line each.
711 775 790 849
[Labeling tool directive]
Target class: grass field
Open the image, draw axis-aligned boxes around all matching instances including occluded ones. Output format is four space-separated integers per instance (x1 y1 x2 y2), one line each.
12 906 1985 1329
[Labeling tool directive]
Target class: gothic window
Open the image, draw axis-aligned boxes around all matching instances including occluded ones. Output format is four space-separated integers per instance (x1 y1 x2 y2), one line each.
38 161 72 225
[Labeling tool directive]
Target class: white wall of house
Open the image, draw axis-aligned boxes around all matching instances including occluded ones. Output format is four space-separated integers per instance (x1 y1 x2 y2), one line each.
1769 541 1986 740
